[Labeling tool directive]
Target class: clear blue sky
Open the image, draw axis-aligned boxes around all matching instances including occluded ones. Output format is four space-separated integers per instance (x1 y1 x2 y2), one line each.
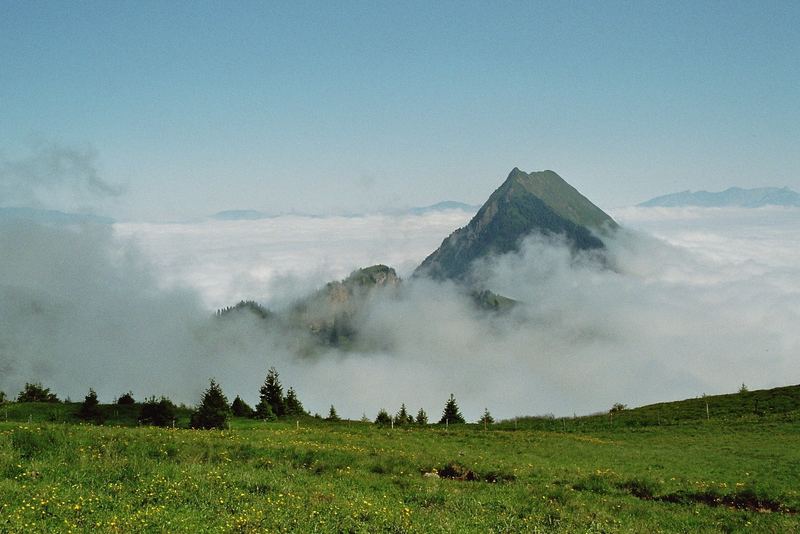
2 1 798 220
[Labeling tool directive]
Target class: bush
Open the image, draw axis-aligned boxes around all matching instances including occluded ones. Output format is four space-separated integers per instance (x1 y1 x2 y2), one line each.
17 382 59 403
138 396 177 427
190 379 230 430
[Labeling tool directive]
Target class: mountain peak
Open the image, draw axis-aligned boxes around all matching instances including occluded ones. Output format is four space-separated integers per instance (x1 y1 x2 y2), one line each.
414 168 617 281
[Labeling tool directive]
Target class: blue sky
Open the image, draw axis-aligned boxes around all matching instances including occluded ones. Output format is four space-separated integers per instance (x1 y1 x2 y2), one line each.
2 1 798 220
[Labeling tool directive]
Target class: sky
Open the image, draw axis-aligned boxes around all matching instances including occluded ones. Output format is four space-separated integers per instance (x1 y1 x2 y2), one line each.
2 1 798 220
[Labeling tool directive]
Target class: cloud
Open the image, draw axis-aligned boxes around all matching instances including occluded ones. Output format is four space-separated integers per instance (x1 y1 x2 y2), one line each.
1 207 798 421
0 141 123 211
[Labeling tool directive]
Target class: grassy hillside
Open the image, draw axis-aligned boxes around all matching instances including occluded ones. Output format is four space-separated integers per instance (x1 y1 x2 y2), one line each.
1 416 799 532
497 384 800 432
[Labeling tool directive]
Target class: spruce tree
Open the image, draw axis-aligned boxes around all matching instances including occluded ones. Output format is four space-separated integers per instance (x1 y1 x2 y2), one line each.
438 393 465 425
138 396 176 427
0 391 6 404
416 408 428 425
190 379 230 430
258 367 285 417
17 382 59 403
326 405 341 422
77 388 104 423
478 408 494 426
116 391 135 405
231 395 254 417
374 408 392 425
284 387 305 416
394 403 412 426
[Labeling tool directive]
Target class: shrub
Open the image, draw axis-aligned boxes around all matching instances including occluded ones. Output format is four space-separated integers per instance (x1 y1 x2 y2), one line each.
17 382 59 403
190 379 230 430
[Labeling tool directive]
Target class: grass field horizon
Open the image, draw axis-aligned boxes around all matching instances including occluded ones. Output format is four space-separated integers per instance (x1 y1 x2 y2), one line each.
2 384 799 532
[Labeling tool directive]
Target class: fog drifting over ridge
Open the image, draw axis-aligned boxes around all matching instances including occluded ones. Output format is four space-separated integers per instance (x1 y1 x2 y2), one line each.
1 206 799 420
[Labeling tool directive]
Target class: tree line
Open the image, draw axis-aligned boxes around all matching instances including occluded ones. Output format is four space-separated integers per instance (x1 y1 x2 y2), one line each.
0 372 495 430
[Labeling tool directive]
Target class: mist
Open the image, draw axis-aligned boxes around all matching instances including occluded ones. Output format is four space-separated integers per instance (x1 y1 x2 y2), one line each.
1 206 798 421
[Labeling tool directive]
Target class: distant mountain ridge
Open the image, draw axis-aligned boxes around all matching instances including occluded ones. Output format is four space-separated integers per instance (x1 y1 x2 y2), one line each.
0 207 114 225
640 187 800 208
414 168 617 281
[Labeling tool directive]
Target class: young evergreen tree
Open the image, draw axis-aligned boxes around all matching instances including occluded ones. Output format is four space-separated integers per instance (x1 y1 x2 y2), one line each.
138 396 177 427
0 391 6 404
374 408 392 426
284 387 306 416
478 408 494 426
394 403 412 426
416 408 428 425
230 395 254 417
258 367 285 417
325 405 341 421
438 393 465 425
116 391 135 405
77 388 104 423
17 382 59 403
190 379 230 430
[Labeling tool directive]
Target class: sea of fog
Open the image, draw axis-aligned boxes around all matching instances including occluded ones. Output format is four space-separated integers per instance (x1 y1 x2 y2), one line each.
2 206 799 420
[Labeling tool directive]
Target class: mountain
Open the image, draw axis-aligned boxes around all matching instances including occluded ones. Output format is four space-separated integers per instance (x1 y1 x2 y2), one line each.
210 209 272 221
0 207 114 225
639 187 800 208
414 168 618 281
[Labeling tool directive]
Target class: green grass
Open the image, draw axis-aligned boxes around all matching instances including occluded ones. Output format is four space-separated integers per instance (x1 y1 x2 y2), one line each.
497 384 800 432
1 414 799 532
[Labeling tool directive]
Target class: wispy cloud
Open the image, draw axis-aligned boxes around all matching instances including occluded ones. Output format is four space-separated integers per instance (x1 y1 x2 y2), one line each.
0 141 122 212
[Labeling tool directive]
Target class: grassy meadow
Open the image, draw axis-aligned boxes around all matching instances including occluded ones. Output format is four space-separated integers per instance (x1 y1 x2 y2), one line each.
1 394 800 533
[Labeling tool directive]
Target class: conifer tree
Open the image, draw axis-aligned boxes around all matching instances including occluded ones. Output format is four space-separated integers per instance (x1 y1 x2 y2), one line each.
257 367 285 417
374 408 392 425
394 403 412 426
478 408 494 426
190 379 230 430
138 396 176 427
438 393 465 425
116 391 135 405
77 388 104 423
17 382 59 403
326 405 341 421
416 408 428 425
284 387 305 416
231 395 254 417
0 391 6 404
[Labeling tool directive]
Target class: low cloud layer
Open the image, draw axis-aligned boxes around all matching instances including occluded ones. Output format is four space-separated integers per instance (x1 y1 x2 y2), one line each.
2 207 799 420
